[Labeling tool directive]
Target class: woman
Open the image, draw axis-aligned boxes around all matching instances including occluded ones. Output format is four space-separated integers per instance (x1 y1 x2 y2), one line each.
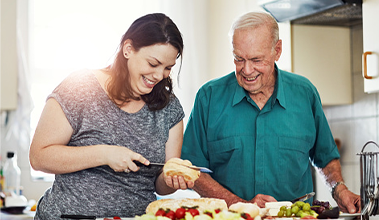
29 13 191 219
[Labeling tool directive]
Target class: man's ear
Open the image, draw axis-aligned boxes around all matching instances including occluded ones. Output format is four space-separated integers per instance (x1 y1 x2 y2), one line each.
274 39 282 61
123 39 133 59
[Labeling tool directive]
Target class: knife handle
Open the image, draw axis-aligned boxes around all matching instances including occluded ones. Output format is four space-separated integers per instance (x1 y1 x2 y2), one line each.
61 214 96 219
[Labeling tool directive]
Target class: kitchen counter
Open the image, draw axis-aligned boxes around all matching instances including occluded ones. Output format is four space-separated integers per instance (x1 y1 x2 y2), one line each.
0 211 35 220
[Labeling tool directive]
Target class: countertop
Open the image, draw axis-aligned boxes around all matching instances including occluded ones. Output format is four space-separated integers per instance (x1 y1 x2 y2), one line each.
1 211 135 220
0 211 35 220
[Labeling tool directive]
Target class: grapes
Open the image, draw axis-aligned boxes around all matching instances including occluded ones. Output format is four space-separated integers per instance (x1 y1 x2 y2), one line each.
286 207 292 217
276 200 333 218
310 200 332 215
278 202 317 218
303 203 311 211
291 206 300 214
277 210 285 217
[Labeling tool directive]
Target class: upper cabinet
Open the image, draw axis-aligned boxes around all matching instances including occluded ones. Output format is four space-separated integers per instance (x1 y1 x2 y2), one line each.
362 0 379 93
291 24 352 106
0 0 18 111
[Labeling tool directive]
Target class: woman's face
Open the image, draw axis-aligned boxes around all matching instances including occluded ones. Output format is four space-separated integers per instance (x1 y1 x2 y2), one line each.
124 42 178 96
232 26 282 95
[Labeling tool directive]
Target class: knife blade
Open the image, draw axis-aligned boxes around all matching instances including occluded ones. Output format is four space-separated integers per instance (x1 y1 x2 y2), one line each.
136 161 213 173
290 192 315 203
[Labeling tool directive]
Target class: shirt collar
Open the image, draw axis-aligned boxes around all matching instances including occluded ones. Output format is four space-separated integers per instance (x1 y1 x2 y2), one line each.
274 64 287 109
232 64 287 109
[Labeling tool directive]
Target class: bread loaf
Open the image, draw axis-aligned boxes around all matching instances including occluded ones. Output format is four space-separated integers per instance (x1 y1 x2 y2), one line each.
145 198 228 214
163 158 200 182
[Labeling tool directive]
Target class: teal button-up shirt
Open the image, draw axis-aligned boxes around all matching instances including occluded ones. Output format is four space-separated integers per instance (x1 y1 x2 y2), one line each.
181 66 339 201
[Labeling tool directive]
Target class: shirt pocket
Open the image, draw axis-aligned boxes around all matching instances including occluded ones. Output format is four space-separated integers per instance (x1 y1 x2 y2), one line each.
208 137 242 170
278 136 313 184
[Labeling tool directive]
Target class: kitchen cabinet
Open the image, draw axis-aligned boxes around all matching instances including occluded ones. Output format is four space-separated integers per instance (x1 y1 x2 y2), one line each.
291 24 352 106
0 0 18 111
362 0 379 93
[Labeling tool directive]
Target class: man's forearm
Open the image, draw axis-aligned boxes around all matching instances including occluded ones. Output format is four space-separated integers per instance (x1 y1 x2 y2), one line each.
318 159 344 188
193 173 246 207
318 159 348 198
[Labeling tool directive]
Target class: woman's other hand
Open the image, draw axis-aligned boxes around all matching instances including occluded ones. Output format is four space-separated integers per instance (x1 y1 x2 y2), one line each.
164 175 195 190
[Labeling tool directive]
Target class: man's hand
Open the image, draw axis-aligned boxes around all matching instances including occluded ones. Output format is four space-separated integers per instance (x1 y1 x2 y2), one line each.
334 187 360 213
249 194 277 208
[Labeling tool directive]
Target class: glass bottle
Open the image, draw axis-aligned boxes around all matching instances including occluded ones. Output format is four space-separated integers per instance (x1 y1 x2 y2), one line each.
3 152 21 196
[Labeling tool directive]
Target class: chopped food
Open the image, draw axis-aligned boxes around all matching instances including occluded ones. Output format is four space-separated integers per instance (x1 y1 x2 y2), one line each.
146 198 228 214
138 201 266 220
137 208 255 220
229 202 260 218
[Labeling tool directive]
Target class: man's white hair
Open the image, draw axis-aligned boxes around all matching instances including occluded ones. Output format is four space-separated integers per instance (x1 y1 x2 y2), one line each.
229 11 279 48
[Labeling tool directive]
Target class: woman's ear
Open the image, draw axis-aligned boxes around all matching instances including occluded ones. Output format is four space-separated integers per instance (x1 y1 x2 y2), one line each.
123 39 133 59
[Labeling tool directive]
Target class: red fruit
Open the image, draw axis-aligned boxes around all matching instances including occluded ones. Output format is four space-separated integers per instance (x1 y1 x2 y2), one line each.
155 209 166 216
113 217 121 220
176 207 186 219
204 211 213 218
188 208 200 217
165 210 176 220
241 213 251 219
215 209 221 214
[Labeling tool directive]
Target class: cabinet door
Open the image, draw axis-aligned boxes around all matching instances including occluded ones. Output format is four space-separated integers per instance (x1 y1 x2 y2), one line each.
292 24 352 106
362 0 379 93
0 0 18 110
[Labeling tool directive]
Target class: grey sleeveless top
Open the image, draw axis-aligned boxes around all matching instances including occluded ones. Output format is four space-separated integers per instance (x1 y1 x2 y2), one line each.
35 69 185 219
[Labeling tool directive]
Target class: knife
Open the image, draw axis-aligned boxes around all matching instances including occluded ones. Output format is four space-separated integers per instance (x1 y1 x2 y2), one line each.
136 161 213 173
290 192 315 203
60 214 96 219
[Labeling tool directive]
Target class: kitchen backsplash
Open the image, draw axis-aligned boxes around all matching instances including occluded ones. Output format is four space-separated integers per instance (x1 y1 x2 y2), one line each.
316 24 379 207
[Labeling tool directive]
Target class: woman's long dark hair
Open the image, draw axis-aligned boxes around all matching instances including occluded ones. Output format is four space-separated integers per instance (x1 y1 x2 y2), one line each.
107 13 183 111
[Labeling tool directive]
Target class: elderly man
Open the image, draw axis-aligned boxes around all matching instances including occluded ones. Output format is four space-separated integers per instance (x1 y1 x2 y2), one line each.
181 11 360 214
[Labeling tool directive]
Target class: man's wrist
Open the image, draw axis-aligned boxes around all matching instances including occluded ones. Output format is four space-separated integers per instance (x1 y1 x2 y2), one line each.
331 181 346 199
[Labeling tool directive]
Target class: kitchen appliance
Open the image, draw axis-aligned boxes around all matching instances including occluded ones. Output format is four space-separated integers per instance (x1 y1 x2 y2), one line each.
258 0 362 26
358 141 379 219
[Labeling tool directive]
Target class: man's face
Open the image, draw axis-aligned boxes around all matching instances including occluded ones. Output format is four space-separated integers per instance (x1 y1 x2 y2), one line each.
232 26 282 95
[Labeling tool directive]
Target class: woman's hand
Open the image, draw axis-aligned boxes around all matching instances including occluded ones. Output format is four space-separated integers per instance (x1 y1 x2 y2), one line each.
105 145 149 173
164 174 195 190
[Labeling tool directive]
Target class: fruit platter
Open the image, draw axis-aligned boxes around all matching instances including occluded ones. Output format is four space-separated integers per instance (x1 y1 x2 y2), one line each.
89 199 358 220
133 199 350 220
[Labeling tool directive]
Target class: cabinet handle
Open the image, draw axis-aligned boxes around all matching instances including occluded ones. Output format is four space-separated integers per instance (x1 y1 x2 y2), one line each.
363 51 373 79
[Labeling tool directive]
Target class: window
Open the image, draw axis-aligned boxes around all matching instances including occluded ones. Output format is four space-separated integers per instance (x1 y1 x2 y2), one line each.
29 0 169 180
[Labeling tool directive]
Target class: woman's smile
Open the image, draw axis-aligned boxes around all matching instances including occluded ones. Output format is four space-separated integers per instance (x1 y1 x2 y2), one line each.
142 75 156 88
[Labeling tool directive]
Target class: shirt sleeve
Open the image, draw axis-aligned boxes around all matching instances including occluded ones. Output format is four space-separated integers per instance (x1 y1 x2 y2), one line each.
168 95 185 129
309 87 340 168
47 72 85 132
181 88 210 168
